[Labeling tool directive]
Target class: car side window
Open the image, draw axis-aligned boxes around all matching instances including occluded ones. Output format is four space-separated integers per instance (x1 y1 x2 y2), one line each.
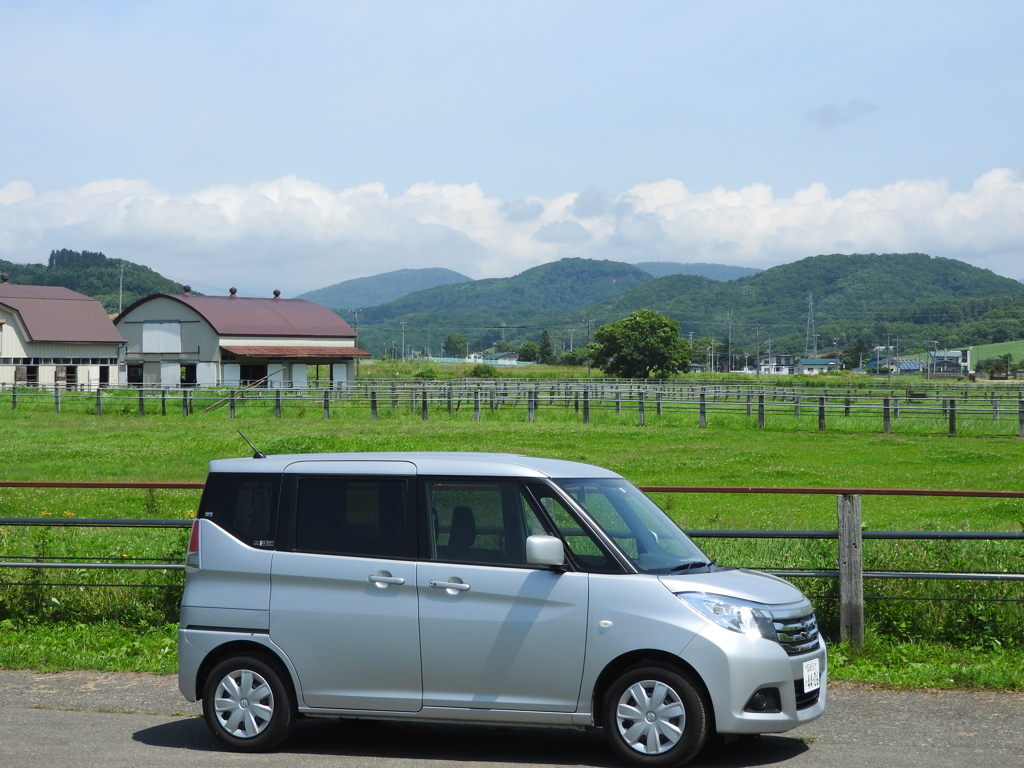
198 472 279 548
427 479 548 565
294 477 409 558
526 482 618 573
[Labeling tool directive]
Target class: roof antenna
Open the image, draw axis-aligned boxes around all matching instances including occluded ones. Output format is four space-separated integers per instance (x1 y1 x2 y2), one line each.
237 430 266 459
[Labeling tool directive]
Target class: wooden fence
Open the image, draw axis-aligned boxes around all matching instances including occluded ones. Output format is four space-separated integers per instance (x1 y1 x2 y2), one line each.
3 380 1024 436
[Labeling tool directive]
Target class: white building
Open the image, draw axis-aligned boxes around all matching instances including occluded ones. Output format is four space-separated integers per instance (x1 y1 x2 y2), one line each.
0 275 124 388
115 287 368 387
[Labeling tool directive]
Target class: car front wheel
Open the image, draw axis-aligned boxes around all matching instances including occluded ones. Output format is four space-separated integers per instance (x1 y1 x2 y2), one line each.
602 663 708 767
203 654 296 752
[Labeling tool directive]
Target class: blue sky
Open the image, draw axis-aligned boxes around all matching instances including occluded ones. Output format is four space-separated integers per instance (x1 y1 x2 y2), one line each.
2 1 1022 297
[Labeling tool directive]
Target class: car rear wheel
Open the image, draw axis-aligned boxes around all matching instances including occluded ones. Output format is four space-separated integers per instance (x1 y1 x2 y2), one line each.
602 663 708 767
203 654 296 752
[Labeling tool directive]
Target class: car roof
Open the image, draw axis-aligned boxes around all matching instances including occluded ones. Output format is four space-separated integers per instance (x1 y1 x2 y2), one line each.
207 451 623 479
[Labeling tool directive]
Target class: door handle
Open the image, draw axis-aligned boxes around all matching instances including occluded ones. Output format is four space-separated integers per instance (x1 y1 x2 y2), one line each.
368 571 406 588
428 579 471 593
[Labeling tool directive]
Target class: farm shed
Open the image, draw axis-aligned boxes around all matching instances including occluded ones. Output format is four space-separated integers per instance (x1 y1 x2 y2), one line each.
797 358 842 375
114 287 369 388
0 274 125 388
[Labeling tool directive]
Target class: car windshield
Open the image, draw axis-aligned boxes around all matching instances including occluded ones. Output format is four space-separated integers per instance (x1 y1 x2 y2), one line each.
553 478 710 574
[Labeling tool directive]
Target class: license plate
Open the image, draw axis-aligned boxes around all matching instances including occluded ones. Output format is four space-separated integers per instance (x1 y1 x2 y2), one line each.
803 658 821 692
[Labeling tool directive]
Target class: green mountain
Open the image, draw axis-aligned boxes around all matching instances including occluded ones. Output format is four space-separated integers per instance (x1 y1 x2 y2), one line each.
354 253 1024 358
0 249 185 314
296 267 471 310
634 261 761 280
356 258 653 355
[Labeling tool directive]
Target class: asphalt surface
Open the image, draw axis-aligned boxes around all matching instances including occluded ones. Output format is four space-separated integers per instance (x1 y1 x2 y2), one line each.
0 670 1021 768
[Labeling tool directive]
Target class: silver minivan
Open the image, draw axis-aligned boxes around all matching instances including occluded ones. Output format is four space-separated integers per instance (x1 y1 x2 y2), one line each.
178 452 826 765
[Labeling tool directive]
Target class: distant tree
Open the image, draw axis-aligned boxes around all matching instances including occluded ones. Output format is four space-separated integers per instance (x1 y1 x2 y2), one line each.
558 348 591 366
469 363 499 378
538 330 555 365
843 338 872 369
518 341 539 362
690 336 727 371
590 309 689 378
442 332 468 357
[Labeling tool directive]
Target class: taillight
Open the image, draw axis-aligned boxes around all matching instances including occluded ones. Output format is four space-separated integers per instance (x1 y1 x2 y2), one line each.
185 519 201 571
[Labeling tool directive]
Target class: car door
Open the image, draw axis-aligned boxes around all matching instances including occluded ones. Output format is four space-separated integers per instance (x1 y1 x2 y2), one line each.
417 478 589 713
270 462 421 711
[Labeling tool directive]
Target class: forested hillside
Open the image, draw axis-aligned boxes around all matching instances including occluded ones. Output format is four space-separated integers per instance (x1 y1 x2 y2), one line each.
0 250 183 314
296 267 471 310
3 249 1020 360
354 253 1024 358
635 261 761 280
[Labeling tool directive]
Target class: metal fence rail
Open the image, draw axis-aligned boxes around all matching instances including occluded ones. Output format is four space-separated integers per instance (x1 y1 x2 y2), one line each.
2 481 1022 645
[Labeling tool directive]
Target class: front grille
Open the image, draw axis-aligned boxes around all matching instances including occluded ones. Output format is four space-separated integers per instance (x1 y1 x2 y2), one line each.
794 678 820 710
773 612 820 656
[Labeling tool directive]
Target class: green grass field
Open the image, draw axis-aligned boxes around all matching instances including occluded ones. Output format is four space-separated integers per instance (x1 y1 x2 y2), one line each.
1 403 1022 690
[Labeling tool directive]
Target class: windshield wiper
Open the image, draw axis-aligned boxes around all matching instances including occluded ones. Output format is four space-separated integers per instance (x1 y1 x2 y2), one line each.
670 559 718 573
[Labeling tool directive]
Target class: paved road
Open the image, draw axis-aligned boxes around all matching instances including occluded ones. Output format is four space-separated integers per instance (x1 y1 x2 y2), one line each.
0 671 1021 767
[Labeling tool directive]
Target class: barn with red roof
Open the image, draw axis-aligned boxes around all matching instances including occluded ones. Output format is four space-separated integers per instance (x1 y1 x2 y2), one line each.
0 274 125 388
114 286 368 387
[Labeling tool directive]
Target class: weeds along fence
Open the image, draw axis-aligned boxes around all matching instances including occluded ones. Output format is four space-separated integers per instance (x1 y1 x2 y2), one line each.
3 380 1024 436
0 482 1021 647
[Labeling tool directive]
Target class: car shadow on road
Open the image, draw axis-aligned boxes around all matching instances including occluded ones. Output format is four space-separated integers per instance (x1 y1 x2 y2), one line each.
133 717 809 767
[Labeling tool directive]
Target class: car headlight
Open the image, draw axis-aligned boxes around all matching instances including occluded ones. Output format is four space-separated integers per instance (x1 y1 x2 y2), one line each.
677 593 777 641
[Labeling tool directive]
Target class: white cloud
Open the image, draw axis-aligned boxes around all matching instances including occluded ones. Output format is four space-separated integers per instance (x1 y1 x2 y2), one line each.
1 170 1022 296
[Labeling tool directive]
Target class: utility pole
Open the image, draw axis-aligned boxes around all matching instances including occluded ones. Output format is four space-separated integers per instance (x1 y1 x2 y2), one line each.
805 293 816 357
755 326 761 381
349 309 361 379
118 264 125 314
727 309 732 371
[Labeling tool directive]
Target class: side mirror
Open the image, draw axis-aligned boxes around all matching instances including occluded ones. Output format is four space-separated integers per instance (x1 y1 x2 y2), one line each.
526 535 565 567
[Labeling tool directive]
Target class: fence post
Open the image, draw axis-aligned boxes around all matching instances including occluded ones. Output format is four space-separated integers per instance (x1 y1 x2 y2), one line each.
844 396 851 417
746 393 752 418
229 391 236 419
181 391 188 417
527 388 536 423
371 389 378 420
473 388 481 422
657 391 663 417
421 387 429 421
95 388 102 416
1019 400 1024 439
883 397 891 434
11 389 16 410
794 395 801 418
638 391 645 427
138 389 145 417
757 394 765 428
818 396 826 431
838 494 865 646
54 387 61 413
275 390 282 418
699 393 707 428
992 397 999 421
323 390 330 419
583 389 591 424
949 398 957 435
